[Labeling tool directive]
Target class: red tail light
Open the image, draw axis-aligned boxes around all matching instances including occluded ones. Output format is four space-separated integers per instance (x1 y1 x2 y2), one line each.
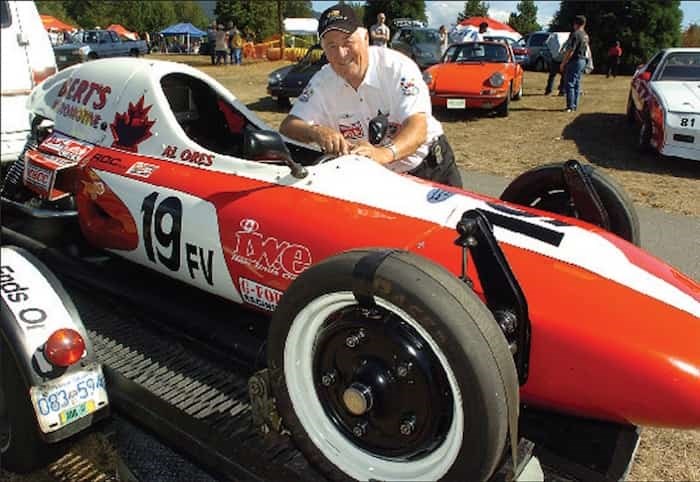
44 329 85 367
649 95 665 148
32 66 57 86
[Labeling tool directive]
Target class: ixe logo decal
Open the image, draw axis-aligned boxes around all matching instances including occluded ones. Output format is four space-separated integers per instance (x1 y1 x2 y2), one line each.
232 219 312 280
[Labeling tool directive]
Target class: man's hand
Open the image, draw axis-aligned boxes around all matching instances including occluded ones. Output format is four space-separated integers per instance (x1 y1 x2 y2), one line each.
312 125 350 155
350 141 394 164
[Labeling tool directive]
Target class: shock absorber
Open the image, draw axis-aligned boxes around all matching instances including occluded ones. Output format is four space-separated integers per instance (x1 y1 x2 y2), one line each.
1 147 29 201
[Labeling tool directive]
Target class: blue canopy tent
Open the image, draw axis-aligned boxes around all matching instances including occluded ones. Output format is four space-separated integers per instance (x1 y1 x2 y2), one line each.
159 23 207 54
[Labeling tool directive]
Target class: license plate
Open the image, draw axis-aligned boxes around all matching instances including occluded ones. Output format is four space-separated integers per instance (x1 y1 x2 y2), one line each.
58 55 67 62
447 98 466 109
30 364 108 433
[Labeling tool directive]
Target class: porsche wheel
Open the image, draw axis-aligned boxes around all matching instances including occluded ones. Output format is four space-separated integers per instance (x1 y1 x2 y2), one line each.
268 249 518 482
0 338 61 473
512 82 523 101
497 85 511 117
500 163 641 245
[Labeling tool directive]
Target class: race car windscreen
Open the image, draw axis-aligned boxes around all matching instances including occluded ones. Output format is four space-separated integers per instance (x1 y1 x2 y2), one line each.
658 53 700 81
447 43 509 63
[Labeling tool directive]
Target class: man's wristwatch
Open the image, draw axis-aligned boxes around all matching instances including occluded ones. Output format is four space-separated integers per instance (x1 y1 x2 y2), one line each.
384 142 398 161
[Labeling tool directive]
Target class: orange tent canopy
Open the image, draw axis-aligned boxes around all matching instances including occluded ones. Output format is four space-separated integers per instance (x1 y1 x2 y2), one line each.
107 24 138 40
40 14 76 32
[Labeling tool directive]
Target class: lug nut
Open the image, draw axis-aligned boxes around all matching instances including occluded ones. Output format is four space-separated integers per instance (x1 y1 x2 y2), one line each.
345 329 366 348
353 421 368 437
396 362 413 378
321 371 337 387
400 416 416 436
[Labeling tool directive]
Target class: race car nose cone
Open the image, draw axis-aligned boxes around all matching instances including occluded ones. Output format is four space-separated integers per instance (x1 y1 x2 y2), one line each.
343 383 373 415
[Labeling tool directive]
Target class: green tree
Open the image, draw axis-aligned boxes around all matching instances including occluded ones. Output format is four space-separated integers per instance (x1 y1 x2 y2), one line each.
682 23 700 47
508 0 540 34
362 0 426 29
457 0 489 22
120 1 177 33
35 1 78 27
282 0 312 18
550 1 682 72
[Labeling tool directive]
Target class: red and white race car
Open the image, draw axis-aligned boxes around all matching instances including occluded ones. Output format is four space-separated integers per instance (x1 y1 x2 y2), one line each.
2 58 699 481
627 48 700 161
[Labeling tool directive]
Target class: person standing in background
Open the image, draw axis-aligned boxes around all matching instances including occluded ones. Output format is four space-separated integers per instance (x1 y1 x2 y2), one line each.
544 33 566 95
438 25 448 55
607 41 622 78
214 24 228 65
560 15 588 112
370 13 390 47
207 21 217 65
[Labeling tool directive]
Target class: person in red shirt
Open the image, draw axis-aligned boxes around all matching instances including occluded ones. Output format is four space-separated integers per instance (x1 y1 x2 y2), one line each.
607 41 622 78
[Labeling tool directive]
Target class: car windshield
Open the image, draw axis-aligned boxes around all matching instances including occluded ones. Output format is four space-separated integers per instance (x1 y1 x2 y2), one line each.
485 36 514 46
412 29 440 44
657 52 700 81
448 43 509 63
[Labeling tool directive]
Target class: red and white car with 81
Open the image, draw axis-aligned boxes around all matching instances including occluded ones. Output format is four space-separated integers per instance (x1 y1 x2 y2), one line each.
627 48 700 161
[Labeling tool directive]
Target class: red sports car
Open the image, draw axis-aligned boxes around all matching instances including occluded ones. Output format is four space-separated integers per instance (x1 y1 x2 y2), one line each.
2 58 698 482
423 41 524 116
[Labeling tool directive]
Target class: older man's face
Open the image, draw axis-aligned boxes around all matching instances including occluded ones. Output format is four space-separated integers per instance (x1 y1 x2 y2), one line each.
321 29 369 84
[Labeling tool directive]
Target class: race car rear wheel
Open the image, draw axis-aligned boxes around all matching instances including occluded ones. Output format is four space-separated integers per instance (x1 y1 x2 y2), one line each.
500 162 641 245
0 337 62 473
268 249 518 482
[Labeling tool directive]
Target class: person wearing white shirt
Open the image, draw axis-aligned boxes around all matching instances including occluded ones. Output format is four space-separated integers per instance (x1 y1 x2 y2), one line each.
369 12 390 47
279 4 462 187
465 22 489 42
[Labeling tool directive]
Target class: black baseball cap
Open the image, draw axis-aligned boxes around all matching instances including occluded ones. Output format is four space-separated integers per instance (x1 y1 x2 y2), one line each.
318 4 360 38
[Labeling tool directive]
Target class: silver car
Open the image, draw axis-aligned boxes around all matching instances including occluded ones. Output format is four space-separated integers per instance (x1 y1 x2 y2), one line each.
390 27 442 69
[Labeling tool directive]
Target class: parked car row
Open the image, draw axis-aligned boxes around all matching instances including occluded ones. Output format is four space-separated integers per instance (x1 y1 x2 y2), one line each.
53 29 148 70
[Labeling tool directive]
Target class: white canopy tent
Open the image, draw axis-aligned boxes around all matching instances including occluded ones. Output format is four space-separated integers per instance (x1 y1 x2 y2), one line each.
283 18 319 36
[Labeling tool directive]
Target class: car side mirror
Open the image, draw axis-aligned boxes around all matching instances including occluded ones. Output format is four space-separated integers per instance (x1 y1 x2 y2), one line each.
368 111 389 145
243 129 307 178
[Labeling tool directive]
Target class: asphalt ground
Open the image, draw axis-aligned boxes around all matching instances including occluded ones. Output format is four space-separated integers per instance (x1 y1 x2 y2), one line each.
460 169 700 281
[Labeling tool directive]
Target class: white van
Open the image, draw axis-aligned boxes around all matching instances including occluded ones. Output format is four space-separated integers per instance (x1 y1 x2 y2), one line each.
1 0 56 166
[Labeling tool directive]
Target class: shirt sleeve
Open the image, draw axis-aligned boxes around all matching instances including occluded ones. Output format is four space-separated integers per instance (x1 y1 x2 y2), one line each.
288 74 333 127
390 55 431 124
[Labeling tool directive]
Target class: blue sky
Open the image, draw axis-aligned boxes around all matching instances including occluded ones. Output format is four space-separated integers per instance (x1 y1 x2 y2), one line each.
312 1 700 29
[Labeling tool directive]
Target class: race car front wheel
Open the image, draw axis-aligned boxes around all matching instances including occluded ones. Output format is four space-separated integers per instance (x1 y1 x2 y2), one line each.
0 337 63 473
500 162 641 246
268 249 518 482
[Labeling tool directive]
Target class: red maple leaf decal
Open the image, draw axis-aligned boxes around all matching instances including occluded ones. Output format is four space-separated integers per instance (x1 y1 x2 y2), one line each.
110 96 155 152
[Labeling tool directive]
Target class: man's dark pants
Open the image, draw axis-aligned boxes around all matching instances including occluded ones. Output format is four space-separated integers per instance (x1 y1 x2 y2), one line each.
408 135 462 188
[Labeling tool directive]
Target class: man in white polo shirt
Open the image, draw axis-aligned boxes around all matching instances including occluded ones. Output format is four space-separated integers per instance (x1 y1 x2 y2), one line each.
279 4 462 187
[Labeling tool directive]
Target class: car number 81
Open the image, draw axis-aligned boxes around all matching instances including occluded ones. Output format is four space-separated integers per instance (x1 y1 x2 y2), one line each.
680 117 696 128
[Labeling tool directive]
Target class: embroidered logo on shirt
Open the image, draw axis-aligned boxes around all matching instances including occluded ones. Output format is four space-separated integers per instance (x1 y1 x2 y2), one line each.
400 77 419 96
298 86 313 102
339 121 364 139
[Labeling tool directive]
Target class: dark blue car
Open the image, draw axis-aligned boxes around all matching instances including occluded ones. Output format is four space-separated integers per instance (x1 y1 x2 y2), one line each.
267 44 327 106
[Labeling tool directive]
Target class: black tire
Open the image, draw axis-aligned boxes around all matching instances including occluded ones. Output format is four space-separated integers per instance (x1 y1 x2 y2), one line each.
0 338 62 473
129 48 140 57
497 84 511 117
500 162 641 245
626 92 636 125
87 52 98 60
276 96 291 108
268 249 518 482
638 112 652 152
512 82 523 101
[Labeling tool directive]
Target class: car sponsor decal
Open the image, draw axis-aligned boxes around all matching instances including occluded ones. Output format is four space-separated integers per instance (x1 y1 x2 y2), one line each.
24 163 53 193
161 145 214 166
298 85 313 102
126 161 159 178
0 248 77 352
426 188 454 203
52 78 112 130
232 219 312 280
339 121 365 140
399 77 419 96
110 96 155 153
80 170 105 200
40 132 94 161
91 153 123 167
239 277 282 311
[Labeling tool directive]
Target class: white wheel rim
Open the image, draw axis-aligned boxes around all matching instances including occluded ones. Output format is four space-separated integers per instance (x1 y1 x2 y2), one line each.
283 292 464 481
